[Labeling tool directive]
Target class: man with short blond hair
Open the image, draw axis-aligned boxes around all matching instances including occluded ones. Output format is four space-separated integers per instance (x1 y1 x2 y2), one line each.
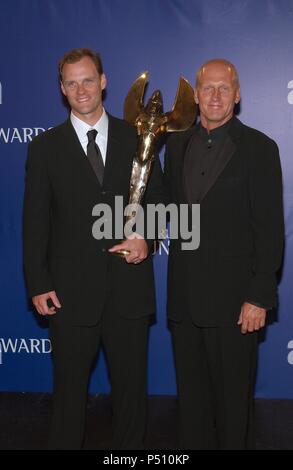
165 59 284 449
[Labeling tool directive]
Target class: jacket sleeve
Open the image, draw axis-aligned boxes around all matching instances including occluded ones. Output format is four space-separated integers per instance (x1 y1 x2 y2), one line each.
245 136 284 307
23 138 54 297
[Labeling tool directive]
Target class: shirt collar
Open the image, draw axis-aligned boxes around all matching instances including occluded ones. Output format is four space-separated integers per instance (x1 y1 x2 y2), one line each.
198 117 233 144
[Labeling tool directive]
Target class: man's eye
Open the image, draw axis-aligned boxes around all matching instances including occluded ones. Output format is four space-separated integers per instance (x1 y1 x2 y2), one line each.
66 82 76 89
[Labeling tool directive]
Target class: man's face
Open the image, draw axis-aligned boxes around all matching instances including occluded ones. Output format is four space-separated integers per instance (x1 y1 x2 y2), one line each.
195 62 240 130
61 56 106 123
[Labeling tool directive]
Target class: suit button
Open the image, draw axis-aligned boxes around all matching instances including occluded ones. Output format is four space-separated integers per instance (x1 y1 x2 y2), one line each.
101 191 106 195
201 172 205 176
101 248 106 252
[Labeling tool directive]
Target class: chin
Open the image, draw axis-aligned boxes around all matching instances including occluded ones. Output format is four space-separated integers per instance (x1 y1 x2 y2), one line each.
74 106 93 115
207 115 225 122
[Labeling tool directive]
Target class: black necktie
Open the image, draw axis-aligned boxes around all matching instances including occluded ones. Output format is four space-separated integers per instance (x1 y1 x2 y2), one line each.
86 129 104 185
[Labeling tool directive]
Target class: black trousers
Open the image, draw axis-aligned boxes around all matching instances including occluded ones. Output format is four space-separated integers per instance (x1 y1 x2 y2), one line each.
47 299 149 450
170 316 257 450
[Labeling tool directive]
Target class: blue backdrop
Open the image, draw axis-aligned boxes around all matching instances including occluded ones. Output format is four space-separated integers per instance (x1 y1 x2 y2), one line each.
0 0 292 398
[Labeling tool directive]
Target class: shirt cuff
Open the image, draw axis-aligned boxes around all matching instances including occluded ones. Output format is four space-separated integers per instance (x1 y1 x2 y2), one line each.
245 299 272 310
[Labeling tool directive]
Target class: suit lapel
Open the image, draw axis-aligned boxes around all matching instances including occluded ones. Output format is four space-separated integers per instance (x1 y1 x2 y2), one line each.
179 127 197 204
61 119 102 187
102 114 126 190
183 129 200 204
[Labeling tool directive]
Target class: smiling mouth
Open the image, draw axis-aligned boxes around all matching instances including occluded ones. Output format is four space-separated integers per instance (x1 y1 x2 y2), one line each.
77 97 90 103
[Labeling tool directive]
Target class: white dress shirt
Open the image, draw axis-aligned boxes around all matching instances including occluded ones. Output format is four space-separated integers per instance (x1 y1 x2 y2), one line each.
70 108 109 164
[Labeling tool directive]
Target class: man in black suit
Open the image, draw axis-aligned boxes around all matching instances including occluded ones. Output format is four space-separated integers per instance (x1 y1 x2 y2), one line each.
164 59 284 449
23 48 163 449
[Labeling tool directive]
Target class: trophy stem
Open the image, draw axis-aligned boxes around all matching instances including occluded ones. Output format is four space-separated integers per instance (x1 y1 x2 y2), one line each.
111 247 130 258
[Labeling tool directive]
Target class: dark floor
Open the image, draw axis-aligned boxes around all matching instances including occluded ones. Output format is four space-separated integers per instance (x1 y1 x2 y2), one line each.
0 393 292 450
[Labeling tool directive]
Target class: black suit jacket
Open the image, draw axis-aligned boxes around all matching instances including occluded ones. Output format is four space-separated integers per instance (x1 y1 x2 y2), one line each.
23 114 163 325
164 117 284 326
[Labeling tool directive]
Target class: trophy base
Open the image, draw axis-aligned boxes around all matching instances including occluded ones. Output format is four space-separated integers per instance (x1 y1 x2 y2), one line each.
111 249 130 258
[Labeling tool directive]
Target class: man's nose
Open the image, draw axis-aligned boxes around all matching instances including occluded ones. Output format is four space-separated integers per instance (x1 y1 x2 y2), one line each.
76 83 86 94
211 88 221 100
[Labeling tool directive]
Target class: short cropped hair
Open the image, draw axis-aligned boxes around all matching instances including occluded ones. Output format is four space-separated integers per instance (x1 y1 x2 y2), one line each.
195 59 240 89
59 48 103 80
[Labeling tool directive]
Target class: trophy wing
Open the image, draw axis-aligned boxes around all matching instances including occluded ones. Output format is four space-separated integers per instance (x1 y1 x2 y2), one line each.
165 76 197 132
124 72 149 125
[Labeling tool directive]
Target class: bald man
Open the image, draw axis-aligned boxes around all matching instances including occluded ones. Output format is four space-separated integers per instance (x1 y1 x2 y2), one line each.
164 59 284 449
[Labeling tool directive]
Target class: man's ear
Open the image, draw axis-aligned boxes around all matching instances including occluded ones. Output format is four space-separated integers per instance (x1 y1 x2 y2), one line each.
101 73 107 91
235 87 241 104
194 89 199 104
60 81 66 97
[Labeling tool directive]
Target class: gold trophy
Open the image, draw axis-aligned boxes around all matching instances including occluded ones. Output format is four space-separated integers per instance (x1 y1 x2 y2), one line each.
115 72 197 256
